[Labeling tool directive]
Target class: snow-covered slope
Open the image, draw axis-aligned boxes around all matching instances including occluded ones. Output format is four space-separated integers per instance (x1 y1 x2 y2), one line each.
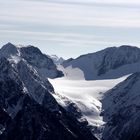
62 45 140 80
102 73 140 140
49 75 128 139
0 43 97 140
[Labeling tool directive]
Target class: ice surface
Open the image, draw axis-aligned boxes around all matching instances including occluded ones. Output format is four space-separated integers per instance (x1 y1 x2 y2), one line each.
49 75 128 127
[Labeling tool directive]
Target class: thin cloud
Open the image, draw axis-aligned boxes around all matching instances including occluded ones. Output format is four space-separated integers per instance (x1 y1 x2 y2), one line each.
0 0 140 28
1 29 140 47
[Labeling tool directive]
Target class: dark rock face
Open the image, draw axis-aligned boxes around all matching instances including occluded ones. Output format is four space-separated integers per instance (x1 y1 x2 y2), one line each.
20 46 56 70
0 108 11 134
1 95 96 140
20 45 64 78
0 79 97 140
0 43 97 140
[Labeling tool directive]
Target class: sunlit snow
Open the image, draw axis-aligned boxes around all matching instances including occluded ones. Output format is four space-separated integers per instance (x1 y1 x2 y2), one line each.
49 74 128 127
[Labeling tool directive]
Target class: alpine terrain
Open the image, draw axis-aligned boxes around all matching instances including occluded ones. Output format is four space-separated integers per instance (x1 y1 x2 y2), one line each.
0 43 97 140
0 43 140 140
62 45 140 80
50 45 140 140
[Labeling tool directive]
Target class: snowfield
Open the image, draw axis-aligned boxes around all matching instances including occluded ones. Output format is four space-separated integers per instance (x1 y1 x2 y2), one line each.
49 74 128 128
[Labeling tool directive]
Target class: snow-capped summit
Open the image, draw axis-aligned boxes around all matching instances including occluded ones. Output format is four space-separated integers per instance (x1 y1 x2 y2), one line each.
62 45 140 80
0 43 64 110
0 42 19 57
0 43 63 78
0 44 59 116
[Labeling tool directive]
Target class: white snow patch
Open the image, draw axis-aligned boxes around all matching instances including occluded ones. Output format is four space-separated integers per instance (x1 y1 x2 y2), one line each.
8 55 21 64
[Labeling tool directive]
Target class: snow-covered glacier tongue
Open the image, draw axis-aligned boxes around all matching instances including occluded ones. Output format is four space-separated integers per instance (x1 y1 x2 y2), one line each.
0 43 97 140
49 72 128 139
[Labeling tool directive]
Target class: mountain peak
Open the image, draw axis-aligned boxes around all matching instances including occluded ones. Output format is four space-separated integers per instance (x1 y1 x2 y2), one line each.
1 43 43 57
0 43 18 57
21 45 42 55
4 42 15 47
119 45 137 49
1 43 19 56
2 42 17 49
101 45 139 55
0 43 64 79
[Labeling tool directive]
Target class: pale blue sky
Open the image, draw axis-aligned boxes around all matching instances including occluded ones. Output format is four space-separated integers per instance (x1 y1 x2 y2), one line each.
0 0 140 58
